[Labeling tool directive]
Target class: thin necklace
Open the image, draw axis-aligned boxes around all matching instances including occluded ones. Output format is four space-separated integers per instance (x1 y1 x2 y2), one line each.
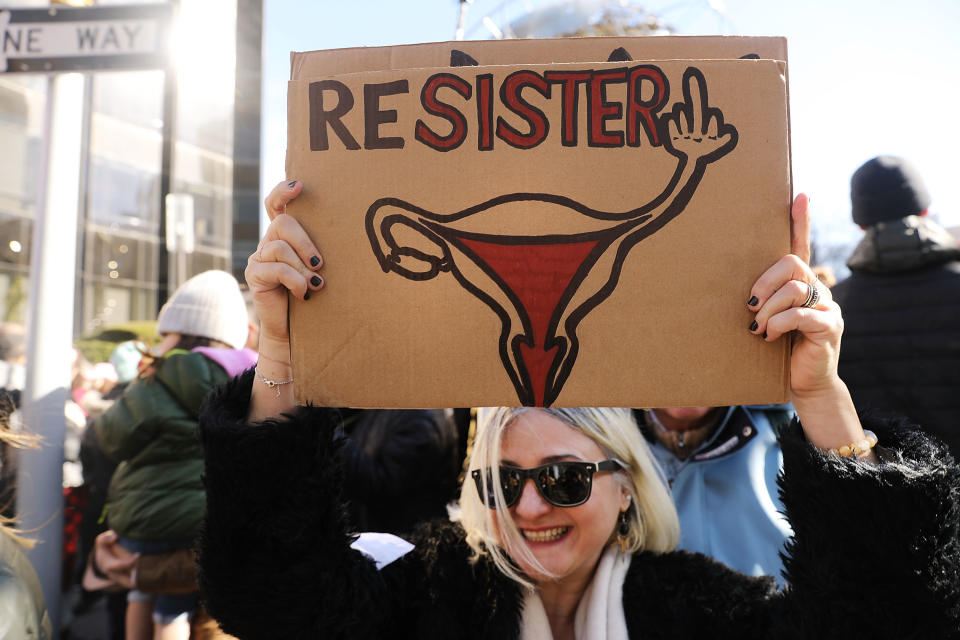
645 409 717 459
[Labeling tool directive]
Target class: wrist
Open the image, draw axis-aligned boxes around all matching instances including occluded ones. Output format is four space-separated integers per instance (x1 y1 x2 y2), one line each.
248 338 297 422
792 377 865 451
257 336 293 372
791 375 848 409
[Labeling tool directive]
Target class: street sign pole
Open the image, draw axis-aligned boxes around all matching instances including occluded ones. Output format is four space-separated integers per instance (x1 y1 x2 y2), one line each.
157 19 178 310
17 71 86 634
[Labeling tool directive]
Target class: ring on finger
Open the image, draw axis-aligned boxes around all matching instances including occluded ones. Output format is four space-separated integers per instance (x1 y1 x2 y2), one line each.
800 280 820 308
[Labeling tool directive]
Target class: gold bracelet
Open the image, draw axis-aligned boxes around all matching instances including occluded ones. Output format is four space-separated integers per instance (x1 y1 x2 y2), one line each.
823 429 878 459
255 367 293 398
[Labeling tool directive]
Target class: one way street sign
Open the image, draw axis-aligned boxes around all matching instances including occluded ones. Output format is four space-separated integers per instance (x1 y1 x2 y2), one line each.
1 4 171 73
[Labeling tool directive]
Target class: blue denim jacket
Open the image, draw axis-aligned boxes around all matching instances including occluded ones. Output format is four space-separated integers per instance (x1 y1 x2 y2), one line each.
638 405 794 586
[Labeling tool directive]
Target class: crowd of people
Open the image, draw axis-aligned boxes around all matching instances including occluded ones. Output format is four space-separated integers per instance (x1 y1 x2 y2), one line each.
0 153 958 639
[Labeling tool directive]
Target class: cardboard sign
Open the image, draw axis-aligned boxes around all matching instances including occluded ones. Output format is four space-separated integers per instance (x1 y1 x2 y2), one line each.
285 38 791 408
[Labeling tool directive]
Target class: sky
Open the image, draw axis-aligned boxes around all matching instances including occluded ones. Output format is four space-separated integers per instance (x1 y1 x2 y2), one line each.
261 0 960 272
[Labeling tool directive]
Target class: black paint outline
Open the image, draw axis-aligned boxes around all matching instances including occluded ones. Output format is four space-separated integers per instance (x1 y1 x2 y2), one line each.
586 67 628 148
543 70 592 148
626 65 669 147
414 73 473 151
496 69 552 150
476 73 495 151
366 66 738 406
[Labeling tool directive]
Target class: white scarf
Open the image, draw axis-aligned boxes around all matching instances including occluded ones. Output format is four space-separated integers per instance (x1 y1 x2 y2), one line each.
520 546 631 640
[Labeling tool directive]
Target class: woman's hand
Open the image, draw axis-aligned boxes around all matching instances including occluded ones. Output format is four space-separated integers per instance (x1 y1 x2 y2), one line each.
746 195 872 459
245 180 325 419
749 195 840 397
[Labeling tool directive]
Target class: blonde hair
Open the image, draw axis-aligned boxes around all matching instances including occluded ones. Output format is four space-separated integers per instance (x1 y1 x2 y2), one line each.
1 403 41 549
454 407 679 588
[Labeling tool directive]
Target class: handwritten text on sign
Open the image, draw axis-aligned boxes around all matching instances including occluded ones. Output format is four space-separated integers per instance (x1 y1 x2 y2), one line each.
309 65 670 152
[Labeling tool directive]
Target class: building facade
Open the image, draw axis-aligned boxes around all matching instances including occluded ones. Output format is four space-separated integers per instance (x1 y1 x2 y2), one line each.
0 0 261 335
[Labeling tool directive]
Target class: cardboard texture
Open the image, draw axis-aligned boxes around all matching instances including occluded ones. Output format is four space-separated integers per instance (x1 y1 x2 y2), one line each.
285 37 792 408
290 36 787 79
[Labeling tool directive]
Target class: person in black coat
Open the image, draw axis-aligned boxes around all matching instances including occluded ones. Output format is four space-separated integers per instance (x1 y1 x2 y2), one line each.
196 183 960 639
832 155 960 457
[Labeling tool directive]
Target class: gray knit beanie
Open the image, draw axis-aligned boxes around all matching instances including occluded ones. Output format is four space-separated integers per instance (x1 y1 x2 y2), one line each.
850 156 931 227
156 270 249 349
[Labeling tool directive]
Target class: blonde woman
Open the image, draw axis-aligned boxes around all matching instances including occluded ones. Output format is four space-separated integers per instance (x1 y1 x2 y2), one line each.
0 393 52 640
194 183 960 639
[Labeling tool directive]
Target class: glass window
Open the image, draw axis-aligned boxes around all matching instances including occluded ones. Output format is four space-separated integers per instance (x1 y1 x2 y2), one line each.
87 158 161 231
0 75 45 325
91 71 164 130
81 229 158 334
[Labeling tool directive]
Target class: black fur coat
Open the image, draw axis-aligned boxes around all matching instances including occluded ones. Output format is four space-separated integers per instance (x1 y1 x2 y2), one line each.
197 371 960 639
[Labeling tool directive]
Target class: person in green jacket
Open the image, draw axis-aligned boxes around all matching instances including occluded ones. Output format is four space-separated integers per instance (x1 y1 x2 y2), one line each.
94 270 257 640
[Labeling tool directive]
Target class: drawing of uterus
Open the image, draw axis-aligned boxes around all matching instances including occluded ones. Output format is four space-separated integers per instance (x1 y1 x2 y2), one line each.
366 68 738 406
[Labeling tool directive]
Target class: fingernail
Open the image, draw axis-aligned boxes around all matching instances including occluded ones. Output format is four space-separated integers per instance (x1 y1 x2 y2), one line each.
303 291 310 301
288 180 298 188
749 320 758 332
311 275 322 287
747 296 759 307
309 255 321 267
762 332 767 340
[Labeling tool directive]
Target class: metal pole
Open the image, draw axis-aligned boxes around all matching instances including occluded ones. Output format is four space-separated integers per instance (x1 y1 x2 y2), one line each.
157 0 181 311
18 71 87 638
232 0 263 280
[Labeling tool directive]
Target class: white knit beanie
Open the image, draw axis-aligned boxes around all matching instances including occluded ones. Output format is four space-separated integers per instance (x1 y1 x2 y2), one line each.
156 270 249 350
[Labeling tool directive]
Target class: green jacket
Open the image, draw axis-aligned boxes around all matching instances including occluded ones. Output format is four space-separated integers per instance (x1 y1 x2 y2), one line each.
0 530 51 640
96 350 231 542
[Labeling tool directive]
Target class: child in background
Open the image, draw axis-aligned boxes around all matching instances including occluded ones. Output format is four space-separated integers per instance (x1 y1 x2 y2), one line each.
94 271 256 640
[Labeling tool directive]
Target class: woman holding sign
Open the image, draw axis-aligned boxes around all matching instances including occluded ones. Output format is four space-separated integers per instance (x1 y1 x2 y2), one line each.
195 182 959 639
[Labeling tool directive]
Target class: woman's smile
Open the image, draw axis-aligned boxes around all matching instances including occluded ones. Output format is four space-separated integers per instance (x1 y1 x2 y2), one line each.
520 526 571 544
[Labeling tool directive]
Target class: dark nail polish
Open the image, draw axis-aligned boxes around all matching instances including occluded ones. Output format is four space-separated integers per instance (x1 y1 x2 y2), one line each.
288 180 297 188
747 296 759 307
311 275 322 287
762 332 767 340
749 320 758 332
309 255 320 267
303 291 310 301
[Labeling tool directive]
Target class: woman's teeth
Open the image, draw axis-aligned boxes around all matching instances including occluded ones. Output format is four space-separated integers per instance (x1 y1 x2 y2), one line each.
522 527 569 542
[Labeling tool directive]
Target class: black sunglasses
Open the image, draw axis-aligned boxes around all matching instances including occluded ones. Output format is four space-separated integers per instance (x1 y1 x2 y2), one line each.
471 459 623 508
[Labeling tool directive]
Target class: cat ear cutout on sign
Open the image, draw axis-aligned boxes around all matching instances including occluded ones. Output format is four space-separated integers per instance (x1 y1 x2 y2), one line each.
450 50 479 67
607 47 633 62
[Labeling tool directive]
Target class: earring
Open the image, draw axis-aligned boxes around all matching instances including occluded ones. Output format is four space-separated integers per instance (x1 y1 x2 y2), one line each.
617 510 630 553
